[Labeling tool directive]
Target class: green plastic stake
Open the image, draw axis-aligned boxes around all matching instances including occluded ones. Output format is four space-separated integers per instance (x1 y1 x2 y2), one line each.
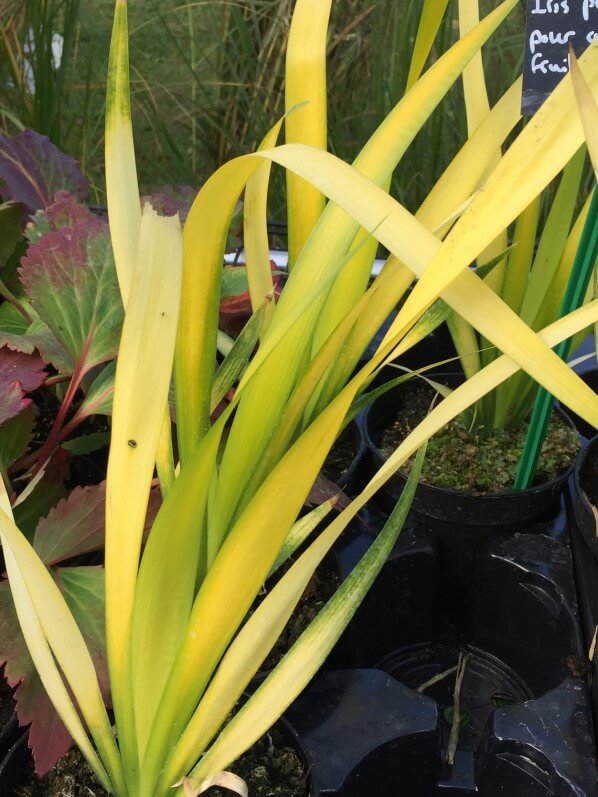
514 185 598 491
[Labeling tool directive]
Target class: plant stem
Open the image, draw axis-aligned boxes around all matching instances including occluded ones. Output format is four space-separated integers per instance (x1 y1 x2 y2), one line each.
0 279 32 324
30 361 87 477
43 373 72 387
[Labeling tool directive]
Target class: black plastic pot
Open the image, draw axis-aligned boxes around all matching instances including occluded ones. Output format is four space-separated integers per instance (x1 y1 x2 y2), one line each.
364 374 576 526
559 367 598 441
286 668 439 796
573 434 598 561
571 433 598 741
0 676 19 766
0 732 29 795
0 714 18 765
286 666 594 796
322 420 367 498
1 508 596 796
277 715 321 797
292 494 598 795
569 452 598 771
362 312 459 373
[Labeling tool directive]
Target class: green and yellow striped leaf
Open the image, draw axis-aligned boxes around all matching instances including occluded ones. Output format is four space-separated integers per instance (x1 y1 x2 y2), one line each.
168 450 426 793
105 0 140 306
285 0 332 269
105 206 182 786
406 0 451 90
244 119 284 328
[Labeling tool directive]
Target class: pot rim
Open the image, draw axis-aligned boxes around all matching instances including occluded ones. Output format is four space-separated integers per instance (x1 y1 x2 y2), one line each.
364 374 577 502
573 432 598 512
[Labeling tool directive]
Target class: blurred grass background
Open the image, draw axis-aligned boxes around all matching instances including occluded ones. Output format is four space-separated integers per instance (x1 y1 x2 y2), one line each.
0 0 526 215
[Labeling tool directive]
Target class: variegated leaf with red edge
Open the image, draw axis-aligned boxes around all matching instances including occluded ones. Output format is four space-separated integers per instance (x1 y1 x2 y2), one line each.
26 191 97 244
33 483 161 567
19 219 123 375
0 304 70 373
0 348 46 425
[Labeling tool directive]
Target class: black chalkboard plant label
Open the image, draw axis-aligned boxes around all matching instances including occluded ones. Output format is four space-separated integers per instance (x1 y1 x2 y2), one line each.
523 0 598 115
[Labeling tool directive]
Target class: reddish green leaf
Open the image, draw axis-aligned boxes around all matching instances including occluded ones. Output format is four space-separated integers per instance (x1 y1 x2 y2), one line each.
0 130 88 212
0 566 109 775
74 362 174 423
1 195 107 375
141 185 196 222
13 450 69 542
76 361 116 419
25 315 71 373
61 431 110 456
0 304 69 372
0 476 160 772
220 265 250 300
19 220 124 374
33 482 160 567
141 188 243 250
26 191 96 244
0 348 46 425
0 406 35 471
0 304 35 354
0 579 72 775
55 566 110 700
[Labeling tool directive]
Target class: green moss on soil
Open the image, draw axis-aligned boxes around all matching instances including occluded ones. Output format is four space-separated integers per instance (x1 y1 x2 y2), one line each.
379 382 580 494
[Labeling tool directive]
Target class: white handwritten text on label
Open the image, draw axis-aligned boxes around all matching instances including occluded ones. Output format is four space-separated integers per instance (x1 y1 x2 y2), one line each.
532 0 570 13
583 1 598 22
529 28 576 52
531 52 570 73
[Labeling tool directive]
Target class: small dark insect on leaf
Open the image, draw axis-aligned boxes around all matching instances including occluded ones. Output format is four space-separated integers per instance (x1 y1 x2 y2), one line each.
567 654 592 680
128 439 137 449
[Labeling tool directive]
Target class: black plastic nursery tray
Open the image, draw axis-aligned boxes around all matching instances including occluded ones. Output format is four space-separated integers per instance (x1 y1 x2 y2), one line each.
2 363 597 796
283 495 598 796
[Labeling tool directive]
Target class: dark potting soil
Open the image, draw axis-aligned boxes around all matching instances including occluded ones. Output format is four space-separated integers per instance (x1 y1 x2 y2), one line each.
29 390 60 450
15 388 110 488
260 560 340 670
13 745 108 797
64 415 111 489
205 727 308 797
580 445 598 508
13 727 308 797
379 382 580 494
322 425 355 486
